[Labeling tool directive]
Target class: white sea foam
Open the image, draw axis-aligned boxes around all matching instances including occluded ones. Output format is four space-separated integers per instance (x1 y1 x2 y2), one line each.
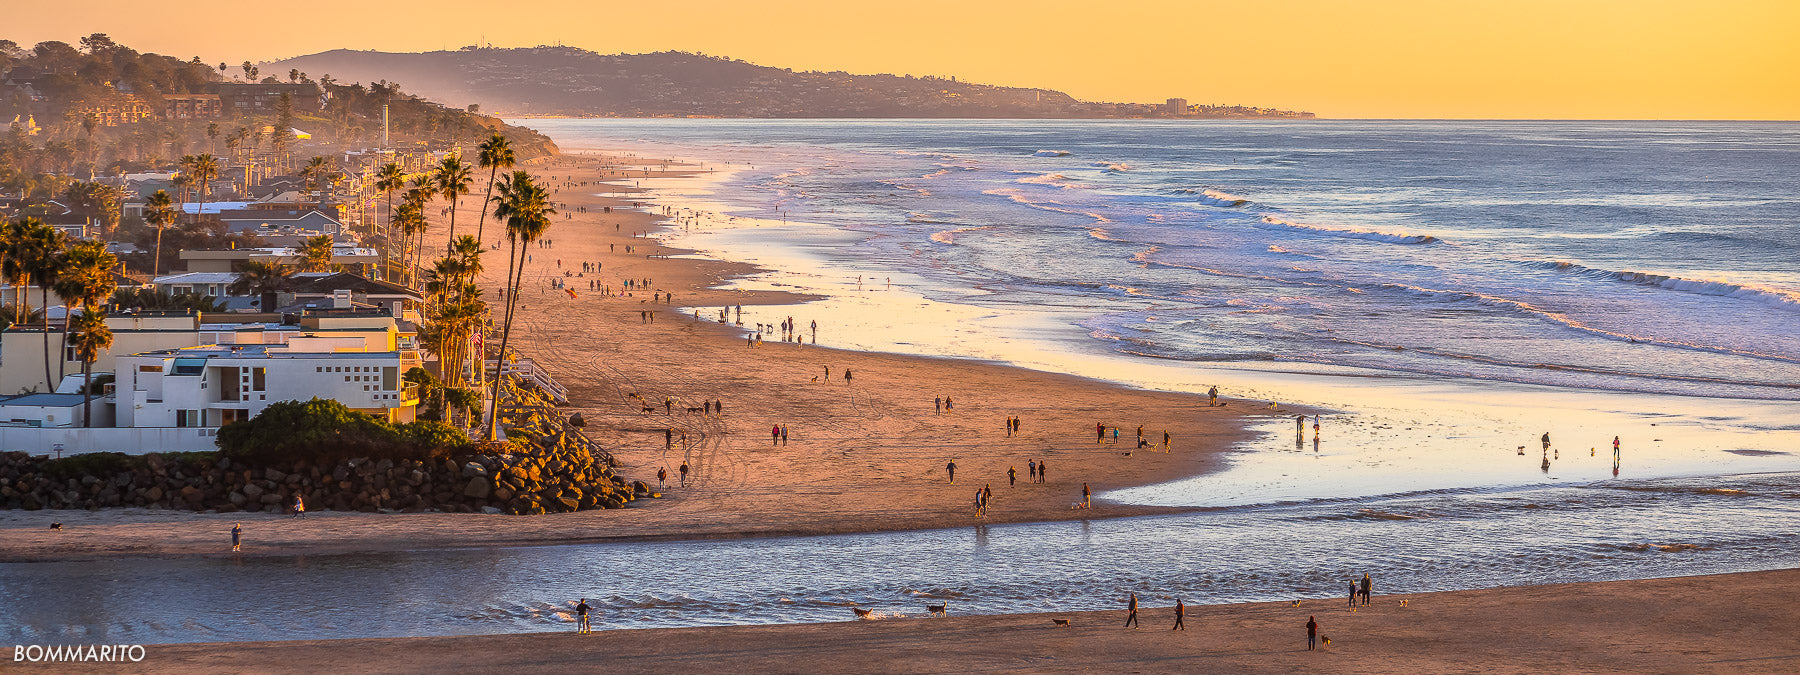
1033 149 1071 157
1257 216 1440 245
930 226 994 245
1529 260 1800 310
1197 189 1251 207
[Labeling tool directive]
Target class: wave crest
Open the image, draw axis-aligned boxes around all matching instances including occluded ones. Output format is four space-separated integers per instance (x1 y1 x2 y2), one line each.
1529 260 1800 310
1258 216 1440 245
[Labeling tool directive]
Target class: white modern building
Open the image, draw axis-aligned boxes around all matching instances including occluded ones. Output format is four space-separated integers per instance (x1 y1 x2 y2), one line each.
113 338 419 428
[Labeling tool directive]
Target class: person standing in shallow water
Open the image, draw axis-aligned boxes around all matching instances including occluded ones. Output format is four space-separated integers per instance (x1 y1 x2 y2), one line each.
575 599 591 634
231 522 241 551
1082 482 1091 508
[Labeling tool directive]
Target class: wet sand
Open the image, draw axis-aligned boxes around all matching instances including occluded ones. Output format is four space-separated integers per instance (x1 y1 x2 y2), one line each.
53 568 1800 674
0 155 1264 562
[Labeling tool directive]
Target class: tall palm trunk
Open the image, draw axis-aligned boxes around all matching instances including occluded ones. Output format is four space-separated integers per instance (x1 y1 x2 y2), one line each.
476 166 497 242
41 286 54 389
152 225 166 277
81 360 92 427
486 236 523 441
445 193 459 257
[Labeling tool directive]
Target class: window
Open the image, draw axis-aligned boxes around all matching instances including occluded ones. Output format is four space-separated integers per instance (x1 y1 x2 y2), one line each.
139 364 163 373
383 366 398 390
251 367 266 392
219 409 248 426
175 410 201 427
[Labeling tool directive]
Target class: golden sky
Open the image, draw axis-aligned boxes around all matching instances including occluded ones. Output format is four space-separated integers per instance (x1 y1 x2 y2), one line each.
15 0 1800 118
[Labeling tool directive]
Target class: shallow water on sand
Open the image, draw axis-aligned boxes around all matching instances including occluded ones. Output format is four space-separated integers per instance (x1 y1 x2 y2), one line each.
4 471 1798 644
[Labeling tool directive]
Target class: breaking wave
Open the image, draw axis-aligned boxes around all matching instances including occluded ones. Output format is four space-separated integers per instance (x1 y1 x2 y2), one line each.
1033 149 1071 157
1257 216 1440 245
1196 189 1251 207
1528 260 1800 310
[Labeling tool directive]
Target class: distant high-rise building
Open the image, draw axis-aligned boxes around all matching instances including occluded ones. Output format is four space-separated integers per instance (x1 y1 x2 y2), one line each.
1166 98 1188 115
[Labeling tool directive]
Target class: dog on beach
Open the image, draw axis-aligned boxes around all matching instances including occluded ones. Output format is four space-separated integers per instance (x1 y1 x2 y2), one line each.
642 406 656 413
1291 600 1302 607
686 407 704 414
1051 618 1071 627
852 607 874 619
1399 600 1409 607
925 604 948 617
49 522 61 530
1321 636 1332 648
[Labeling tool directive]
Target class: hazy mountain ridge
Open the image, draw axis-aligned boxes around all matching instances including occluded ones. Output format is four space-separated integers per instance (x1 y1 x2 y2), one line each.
265 47 1313 119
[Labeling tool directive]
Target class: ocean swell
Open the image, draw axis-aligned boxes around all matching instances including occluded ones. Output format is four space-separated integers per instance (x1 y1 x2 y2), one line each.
1529 260 1800 310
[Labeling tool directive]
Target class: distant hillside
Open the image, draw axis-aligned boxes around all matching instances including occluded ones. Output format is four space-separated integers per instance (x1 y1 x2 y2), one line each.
264 47 1313 120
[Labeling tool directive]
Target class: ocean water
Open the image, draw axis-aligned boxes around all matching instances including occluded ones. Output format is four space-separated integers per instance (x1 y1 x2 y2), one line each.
5 471 1798 644
534 119 1800 400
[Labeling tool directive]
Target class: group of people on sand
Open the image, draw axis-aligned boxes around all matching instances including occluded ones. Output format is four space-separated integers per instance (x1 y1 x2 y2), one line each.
1094 423 1171 453
655 462 691 489
1122 592 1187 630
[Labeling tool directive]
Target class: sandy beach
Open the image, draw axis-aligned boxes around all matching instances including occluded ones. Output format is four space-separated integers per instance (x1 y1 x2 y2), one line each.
0 154 1262 562
36 568 1798 674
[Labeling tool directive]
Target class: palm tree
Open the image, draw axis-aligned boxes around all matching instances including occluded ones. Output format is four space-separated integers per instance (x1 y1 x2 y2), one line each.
474 134 514 243
1 217 44 326
20 223 67 389
374 163 406 280
434 155 472 256
405 176 438 285
485 171 554 441
190 154 221 225
298 235 336 272
67 308 112 427
144 190 176 277
52 241 118 383
390 198 425 285
230 260 292 312
300 156 330 201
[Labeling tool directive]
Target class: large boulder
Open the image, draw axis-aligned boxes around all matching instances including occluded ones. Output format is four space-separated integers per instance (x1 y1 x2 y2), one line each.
462 477 491 499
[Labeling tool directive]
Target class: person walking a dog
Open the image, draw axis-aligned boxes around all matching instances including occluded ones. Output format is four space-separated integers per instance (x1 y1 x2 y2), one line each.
1082 483 1091 508
1307 616 1318 650
1125 593 1139 628
1172 599 1186 630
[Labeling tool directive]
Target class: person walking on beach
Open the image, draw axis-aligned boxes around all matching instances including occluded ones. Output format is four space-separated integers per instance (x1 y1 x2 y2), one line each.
1173 599 1186 630
844 369 853 383
1348 579 1358 607
576 599 591 634
1028 460 1037 483
665 428 672 448
935 397 942 413
1360 573 1372 606
1542 432 1551 451
1307 616 1318 650
1313 416 1320 439
292 494 305 517
946 460 957 484
1126 592 1140 628
781 425 789 444
1037 459 1047 483
679 461 690 486
1296 415 1305 440
772 425 781 445
1008 466 1017 486
944 395 951 410
1208 386 1218 406
657 467 667 489
1613 435 1621 458
231 522 241 552
983 484 992 507
1163 431 1171 451
1097 422 1106 443
1082 482 1091 509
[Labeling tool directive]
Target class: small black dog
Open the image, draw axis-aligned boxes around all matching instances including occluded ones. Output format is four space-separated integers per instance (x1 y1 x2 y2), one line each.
49 523 62 530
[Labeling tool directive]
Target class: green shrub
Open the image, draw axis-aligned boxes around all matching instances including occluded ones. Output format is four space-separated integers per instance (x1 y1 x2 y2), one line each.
217 398 459 465
41 452 142 480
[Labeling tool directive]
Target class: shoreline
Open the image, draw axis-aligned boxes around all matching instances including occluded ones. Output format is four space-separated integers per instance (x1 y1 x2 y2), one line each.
0 152 1266 563
51 568 1800 673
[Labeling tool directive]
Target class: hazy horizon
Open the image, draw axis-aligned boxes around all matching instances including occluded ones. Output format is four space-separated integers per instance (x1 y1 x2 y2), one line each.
13 0 1799 120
